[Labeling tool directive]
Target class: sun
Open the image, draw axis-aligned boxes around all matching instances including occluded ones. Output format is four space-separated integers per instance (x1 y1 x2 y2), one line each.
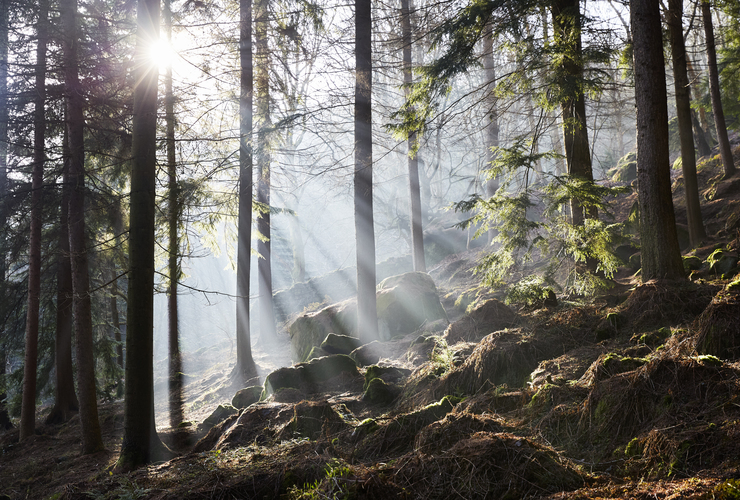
149 37 175 69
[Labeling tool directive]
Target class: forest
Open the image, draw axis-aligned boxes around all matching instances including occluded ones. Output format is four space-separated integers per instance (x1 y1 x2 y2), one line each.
1 0 740 497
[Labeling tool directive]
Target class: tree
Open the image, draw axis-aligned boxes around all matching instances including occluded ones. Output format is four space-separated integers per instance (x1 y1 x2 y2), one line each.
19 0 49 441
118 0 162 470
355 0 378 343
45 130 79 425
61 0 105 453
0 0 12 431
666 0 706 248
482 27 499 245
255 0 276 344
401 0 425 272
631 0 684 281
235 0 258 381
549 0 596 228
701 0 736 178
162 0 183 429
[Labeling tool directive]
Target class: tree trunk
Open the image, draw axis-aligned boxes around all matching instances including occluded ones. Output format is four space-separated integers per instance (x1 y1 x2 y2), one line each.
255 0 276 344
235 0 257 382
161 0 183 428
483 30 500 244
61 0 104 454
0 0 12 431
355 0 378 343
46 129 79 426
401 0 425 272
111 199 124 369
20 0 49 441
550 0 596 227
701 0 735 178
118 0 162 470
667 0 707 248
631 0 685 281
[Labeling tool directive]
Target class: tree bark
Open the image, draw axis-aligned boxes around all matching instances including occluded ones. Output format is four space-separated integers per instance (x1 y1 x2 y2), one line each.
20 0 49 441
235 0 257 381
667 0 706 248
631 0 685 281
118 0 161 470
550 0 596 227
701 0 735 178
355 0 378 343
0 0 12 431
162 0 183 428
61 0 105 454
401 0 425 272
483 29 500 244
46 129 79 426
255 0 276 344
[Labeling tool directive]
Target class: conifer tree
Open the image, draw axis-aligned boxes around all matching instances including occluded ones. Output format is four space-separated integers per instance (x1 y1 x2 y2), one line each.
19 0 49 441
355 0 378 343
631 0 685 281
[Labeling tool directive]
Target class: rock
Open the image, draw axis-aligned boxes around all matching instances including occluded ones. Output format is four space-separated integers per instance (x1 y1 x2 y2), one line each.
350 341 384 366
376 272 449 340
231 386 263 409
280 400 350 440
320 333 361 355
364 365 411 390
609 152 637 183
443 298 518 344
683 255 703 271
362 378 400 405
629 252 641 270
288 300 357 362
273 268 356 324
202 404 238 430
263 354 360 396
615 243 638 265
695 288 740 360
306 346 329 361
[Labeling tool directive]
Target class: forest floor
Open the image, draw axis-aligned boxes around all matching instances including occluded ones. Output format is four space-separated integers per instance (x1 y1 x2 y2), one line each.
3 146 740 499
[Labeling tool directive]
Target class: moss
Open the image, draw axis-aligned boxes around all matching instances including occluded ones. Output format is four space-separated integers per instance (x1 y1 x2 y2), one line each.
362 378 399 405
696 354 723 366
625 437 643 457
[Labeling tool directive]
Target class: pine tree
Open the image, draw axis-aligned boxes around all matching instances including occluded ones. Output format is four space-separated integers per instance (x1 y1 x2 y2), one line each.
631 0 685 281
19 0 49 441
355 0 378 343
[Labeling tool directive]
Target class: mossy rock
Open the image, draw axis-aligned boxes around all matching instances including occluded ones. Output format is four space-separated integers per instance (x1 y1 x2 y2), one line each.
202 404 238 429
376 272 449 340
350 341 384 367
264 354 360 396
282 400 350 440
362 378 400 405
695 289 740 360
683 255 703 272
320 333 361 355
306 346 329 361
352 418 379 440
629 252 641 270
580 353 648 386
231 386 264 409
364 365 412 390
637 327 672 347
609 152 637 183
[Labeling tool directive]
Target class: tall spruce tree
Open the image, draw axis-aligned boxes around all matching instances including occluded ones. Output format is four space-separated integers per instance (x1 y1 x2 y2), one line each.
666 0 706 248
118 0 162 470
355 0 378 343
631 0 685 281
19 0 49 441
235 0 257 381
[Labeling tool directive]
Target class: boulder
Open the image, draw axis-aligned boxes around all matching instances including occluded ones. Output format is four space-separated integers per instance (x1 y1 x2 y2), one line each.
443 298 518 344
321 333 361 355
263 354 360 396
288 300 357 362
364 365 412 390
362 378 400 405
202 404 238 430
288 272 447 361
376 272 449 340
279 400 351 440
350 341 385 366
231 386 263 409
609 152 637 183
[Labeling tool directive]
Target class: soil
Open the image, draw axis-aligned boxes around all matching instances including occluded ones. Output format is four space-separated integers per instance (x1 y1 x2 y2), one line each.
3 147 740 499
